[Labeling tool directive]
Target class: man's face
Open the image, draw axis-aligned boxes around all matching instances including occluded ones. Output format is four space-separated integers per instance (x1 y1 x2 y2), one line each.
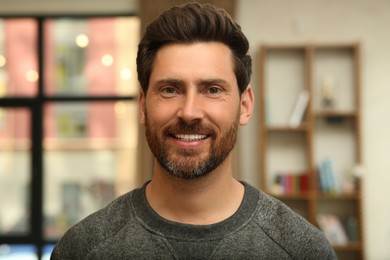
139 42 251 179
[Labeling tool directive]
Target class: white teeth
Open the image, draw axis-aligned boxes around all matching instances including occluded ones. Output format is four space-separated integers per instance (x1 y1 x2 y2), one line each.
175 134 207 141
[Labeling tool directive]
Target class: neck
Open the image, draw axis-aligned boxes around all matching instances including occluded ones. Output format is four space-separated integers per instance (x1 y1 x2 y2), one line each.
146 156 244 225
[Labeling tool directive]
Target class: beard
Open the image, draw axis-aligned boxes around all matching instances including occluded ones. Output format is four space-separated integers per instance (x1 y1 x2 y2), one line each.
144 111 239 180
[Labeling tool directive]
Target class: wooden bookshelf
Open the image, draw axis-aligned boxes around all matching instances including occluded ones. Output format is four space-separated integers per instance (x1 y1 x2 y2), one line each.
259 43 364 260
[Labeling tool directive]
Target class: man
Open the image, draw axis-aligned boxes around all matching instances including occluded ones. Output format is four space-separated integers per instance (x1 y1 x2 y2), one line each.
51 3 336 259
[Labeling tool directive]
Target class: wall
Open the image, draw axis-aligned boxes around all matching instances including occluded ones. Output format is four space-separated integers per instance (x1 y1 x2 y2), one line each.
236 0 390 259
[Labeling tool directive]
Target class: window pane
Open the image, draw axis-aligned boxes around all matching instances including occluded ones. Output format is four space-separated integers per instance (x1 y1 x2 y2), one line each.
0 108 31 235
42 244 55 260
0 244 37 260
44 17 140 96
43 101 138 239
0 19 38 97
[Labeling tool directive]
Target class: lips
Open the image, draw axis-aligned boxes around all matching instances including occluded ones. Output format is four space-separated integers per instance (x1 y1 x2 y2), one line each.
165 121 214 142
174 134 208 141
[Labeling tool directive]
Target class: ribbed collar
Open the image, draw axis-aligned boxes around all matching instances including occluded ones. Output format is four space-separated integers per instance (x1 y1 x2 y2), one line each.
132 181 259 240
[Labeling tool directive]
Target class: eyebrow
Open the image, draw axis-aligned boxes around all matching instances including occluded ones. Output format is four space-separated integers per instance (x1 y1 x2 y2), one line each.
198 78 230 87
155 78 230 87
155 78 184 87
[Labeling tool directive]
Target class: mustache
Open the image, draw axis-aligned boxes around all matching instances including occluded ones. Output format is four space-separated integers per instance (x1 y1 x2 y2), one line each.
163 120 215 135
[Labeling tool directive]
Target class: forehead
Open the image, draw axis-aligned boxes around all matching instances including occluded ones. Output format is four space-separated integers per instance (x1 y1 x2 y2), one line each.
150 42 236 83
156 41 233 58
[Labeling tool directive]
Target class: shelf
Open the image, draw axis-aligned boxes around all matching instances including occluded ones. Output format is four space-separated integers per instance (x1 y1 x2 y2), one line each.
315 110 357 118
333 242 363 251
267 192 310 200
259 43 364 259
270 191 361 201
316 192 360 201
265 124 308 132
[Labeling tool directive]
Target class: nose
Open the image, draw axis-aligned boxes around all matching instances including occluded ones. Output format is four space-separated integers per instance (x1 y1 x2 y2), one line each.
176 90 204 123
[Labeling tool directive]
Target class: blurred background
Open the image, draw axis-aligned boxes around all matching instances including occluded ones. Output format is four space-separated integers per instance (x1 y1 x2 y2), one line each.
0 0 389 259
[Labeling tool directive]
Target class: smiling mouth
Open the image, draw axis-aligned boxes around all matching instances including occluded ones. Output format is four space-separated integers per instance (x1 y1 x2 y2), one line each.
173 134 208 141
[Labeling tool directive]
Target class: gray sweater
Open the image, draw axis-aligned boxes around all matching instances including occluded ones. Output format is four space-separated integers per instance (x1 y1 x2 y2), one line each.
51 182 336 259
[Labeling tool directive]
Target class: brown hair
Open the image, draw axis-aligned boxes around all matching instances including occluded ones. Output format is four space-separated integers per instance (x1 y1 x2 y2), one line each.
136 2 252 94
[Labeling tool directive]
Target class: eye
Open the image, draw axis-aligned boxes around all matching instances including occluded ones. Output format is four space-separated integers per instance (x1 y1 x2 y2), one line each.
161 86 177 96
206 86 222 95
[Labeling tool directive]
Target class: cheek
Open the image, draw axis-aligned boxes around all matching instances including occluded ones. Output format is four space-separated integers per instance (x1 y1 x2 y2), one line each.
145 102 175 127
207 106 239 130
208 99 240 119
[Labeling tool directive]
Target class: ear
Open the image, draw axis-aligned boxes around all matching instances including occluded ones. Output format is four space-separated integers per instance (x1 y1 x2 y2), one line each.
239 85 254 126
139 89 146 126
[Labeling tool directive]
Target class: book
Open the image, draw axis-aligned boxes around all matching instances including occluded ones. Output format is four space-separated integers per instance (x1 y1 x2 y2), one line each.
317 162 329 192
299 173 309 192
341 216 359 242
316 213 349 245
317 158 342 194
272 171 309 195
289 90 309 128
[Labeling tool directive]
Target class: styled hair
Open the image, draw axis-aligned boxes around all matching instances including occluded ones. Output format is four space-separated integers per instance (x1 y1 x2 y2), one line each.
136 2 252 94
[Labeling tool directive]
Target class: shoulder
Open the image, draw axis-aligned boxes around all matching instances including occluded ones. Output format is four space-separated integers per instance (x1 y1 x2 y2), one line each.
51 189 138 259
244 183 336 259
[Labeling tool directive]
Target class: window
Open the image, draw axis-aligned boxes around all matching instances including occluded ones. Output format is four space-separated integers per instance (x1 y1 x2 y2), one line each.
0 16 139 259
